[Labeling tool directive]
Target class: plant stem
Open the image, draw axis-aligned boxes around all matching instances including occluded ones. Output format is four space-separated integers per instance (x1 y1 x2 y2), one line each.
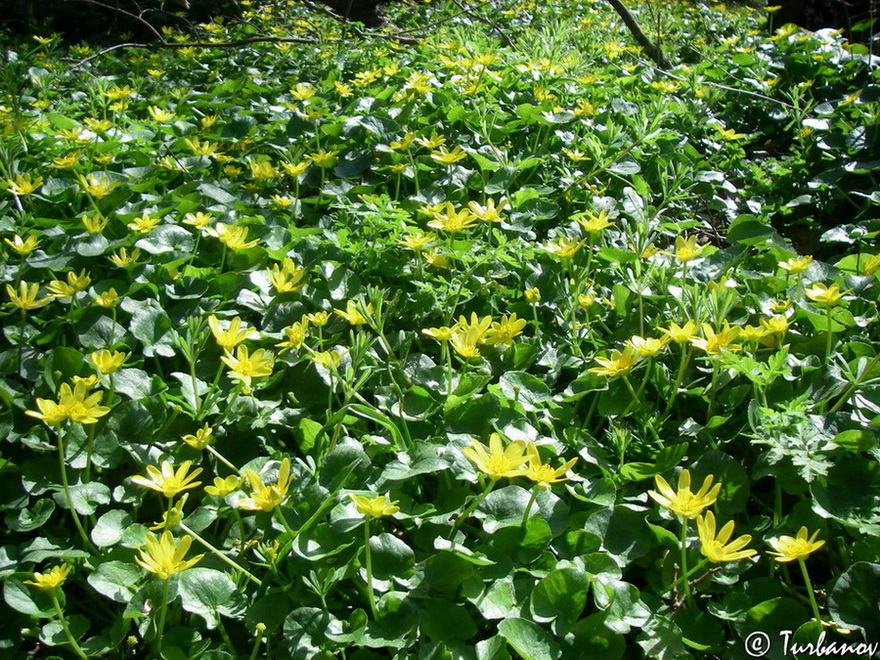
249 625 266 660
155 577 170 656
679 518 694 606
206 445 239 474
449 478 495 539
664 344 690 415
49 590 87 660
57 425 98 554
829 353 880 413
798 558 823 627
661 557 708 596
824 306 834 364
521 485 540 527
179 522 262 586
363 519 378 618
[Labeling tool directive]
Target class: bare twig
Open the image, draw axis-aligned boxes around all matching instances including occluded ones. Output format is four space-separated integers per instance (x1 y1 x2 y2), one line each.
448 0 513 47
72 0 166 42
67 36 317 66
298 0 422 44
605 0 670 69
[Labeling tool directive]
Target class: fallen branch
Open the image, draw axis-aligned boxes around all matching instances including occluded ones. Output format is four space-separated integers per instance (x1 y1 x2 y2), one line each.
605 0 670 69
448 0 513 47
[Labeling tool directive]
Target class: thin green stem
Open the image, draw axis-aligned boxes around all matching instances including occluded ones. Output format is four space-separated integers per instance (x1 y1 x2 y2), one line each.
57 425 98 554
664 344 690 415
206 445 239 474
155 577 170 656
249 625 266 660
661 557 709 596
798 558 823 627
824 306 834 365
679 518 694 607
521 486 540 527
363 519 378 618
449 478 495 539
49 590 87 660
829 353 880 413
179 522 262 586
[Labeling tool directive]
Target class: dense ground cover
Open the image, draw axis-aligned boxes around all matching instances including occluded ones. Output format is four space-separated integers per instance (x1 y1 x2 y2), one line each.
1 1 879 657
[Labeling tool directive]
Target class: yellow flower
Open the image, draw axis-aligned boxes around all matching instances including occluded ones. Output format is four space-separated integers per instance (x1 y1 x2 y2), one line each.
102 84 135 100
305 150 339 168
483 314 527 347
658 321 698 344
450 313 492 358
276 318 309 354
93 288 119 307
334 300 372 326
398 231 437 251
24 564 71 590
280 161 310 177
272 195 294 208
778 255 813 274
649 470 721 519
81 214 109 234
6 281 51 310
205 475 242 497
805 282 848 307
90 350 129 374
468 198 507 224
221 345 274 392
463 433 528 479
767 527 825 562
524 287 541 304
267 258 306 293
415 131 445 149
239 458 291 511
771 299 792 313
588 347 640 378
862 254 880 276
575 209 614 233
430 145 467 165
311 348 345 368
307 311 330 327
147 106 175 122
181 424 214 450
689 322 741 355
183 211 214 229
131 460 203 498
46 269 91 299
626 335 668 358
215 223 259 250
716 126 748 141
185 137 222 157
423 249 449 268
4 234 41 255
50 151 83 170
672 235 706 262
109 247 140 267
150 493 189 531
544 236 586 259
760 315 790 336
422 326 455 341
427 203 478 234
249 159 278 180
135 531 204 580
208 315 253 350
78 173 118 199
519 443 577 489
352 494 400 518
577 292 595 308
26 380 109 426
6 173 44 196
127 214 161 234
390 133 416 150
697 511 756 562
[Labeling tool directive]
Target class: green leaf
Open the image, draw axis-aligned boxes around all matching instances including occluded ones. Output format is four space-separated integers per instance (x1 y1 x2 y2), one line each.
565 614 625 660
3 575 58 618
91 510 133 547
585 507 653 566
369 533 415 580
111 368 158 400
246 594 290 633
691 450 751 515
415 598 477 644
497 618 560 660
40 614 88 647
530 567 589 626
179 568 244 629
496 371 553 413
135 225 194 257
58 481 111 516
87 561 142 603
828 562 880 639
6 499 55 532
